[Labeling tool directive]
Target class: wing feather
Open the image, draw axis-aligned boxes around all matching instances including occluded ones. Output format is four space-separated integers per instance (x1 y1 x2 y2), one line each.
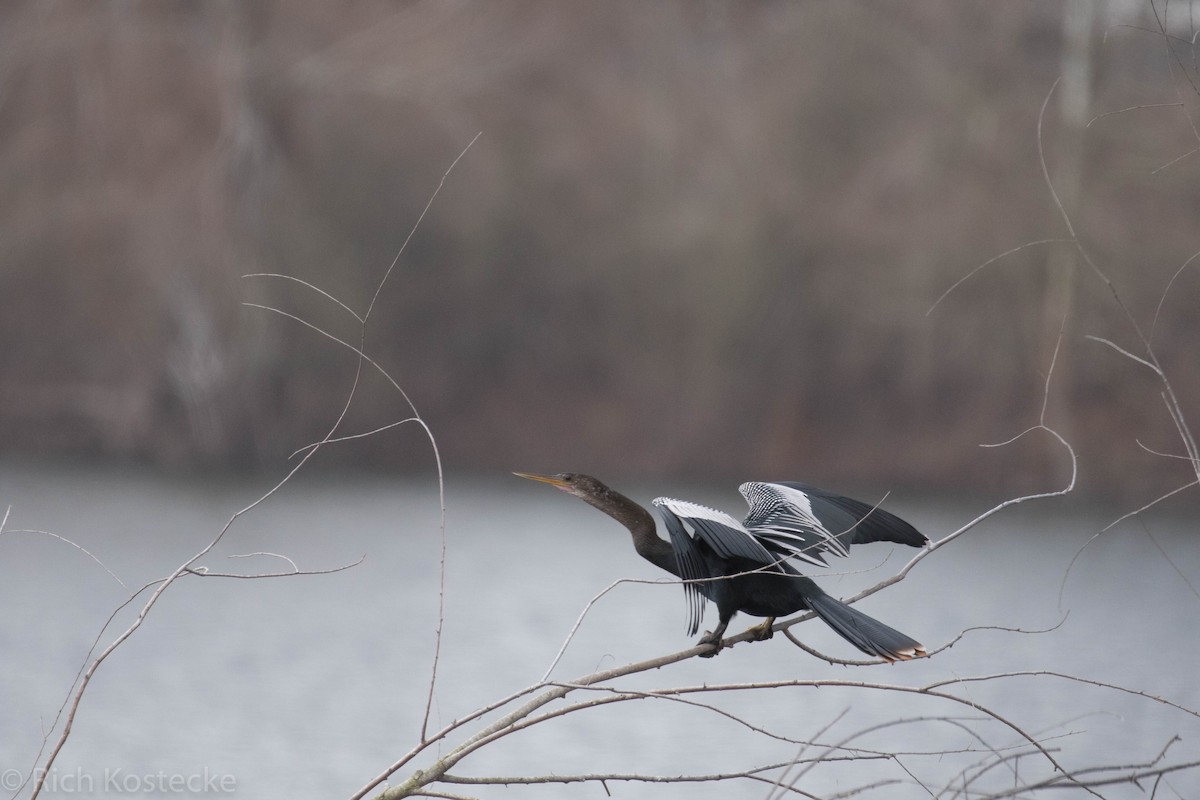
654 503 709 635
653 497 775 563
775 481 928 548
653 497 786 637
739 481 927 564
739 482 845 564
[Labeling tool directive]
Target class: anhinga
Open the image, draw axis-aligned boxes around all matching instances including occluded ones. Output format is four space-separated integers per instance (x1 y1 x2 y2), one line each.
516 472 928 662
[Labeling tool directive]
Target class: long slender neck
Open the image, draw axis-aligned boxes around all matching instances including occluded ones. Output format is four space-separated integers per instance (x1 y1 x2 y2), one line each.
581 486 679 576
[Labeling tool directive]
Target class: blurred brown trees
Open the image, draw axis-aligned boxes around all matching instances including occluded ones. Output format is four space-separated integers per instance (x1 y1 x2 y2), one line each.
1 1 1197 499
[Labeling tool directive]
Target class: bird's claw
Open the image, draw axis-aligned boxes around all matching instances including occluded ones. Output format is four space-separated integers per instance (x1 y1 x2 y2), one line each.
742 618 776 641
697 630 724 658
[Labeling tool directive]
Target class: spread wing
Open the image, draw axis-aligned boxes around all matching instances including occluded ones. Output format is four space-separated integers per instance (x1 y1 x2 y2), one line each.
739 481 928 565
652 497 778 636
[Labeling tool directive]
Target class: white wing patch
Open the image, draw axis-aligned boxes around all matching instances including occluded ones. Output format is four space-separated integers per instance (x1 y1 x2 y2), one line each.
653 497 745 531
739 482 848 563
769 484 847 556
653 496 777 564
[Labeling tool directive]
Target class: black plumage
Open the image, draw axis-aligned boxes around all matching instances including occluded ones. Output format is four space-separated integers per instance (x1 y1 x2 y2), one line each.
517 472 929 662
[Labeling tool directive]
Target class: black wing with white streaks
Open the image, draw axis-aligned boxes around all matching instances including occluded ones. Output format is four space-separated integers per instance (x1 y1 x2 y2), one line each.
652 497 777 636
739 481 928 565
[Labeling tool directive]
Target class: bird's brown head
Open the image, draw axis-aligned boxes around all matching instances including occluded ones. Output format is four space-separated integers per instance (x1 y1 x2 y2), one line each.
513 471 605 499
514 472 636 519
514 471 657 546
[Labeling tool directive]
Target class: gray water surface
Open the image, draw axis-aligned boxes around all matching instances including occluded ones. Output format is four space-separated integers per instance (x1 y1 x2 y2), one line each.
1 463 1197 798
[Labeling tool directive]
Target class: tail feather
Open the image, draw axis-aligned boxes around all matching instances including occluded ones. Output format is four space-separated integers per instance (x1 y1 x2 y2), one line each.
807 593 926 662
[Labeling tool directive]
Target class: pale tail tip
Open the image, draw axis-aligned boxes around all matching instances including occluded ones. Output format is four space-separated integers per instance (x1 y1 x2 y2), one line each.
885 644 927 663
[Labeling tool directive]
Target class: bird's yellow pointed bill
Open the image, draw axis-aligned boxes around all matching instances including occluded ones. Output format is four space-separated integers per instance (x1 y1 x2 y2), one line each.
513 471 570 489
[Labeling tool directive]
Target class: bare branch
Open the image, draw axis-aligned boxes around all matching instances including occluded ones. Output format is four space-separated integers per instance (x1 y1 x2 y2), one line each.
228 550 300 571
1085 101 1184 127
359 651 1175 800
786 617 1069 667
1135 440 1200 462
290 418 422 459
926 239 1072 316
1084 334 1160 374
1150 247 1200 344
28 445 325 799
25 133 479 800
16 577 167 798
925 671 1200 720
1057 478 1198 608
540 578 636 681
183 554 365 579
1137 518 1200 602
1 526 129 592
242 272 365 323
243 134 479 747
440 763 888 797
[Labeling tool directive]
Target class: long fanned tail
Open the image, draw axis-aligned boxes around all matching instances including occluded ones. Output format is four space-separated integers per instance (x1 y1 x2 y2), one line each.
806 593 926 662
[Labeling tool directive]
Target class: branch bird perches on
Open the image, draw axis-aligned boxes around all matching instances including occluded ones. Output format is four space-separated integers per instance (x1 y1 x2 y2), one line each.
516 473 928 662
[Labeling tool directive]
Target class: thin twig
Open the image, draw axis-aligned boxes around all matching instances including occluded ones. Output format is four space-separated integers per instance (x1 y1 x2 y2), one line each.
248 132 481 743
925 671 1200 719
183 554 365 579
29 444 327 799
1137 517 1200 601
291 418 421 459
228 551 300 571
1151 145 1199 173
926 239 1072 316
1058 478 1197 608
1085 101 1183 127
243 272 365 323
1150 247 1200 343
25 133 479 800
1 527 129 591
